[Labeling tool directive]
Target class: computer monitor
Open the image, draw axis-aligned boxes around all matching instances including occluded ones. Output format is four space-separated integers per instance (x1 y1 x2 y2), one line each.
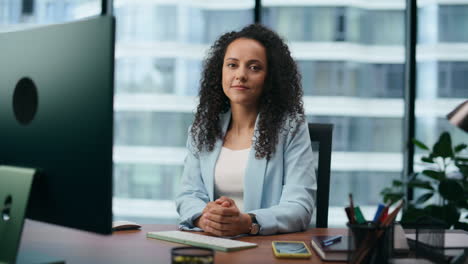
0 15 115 262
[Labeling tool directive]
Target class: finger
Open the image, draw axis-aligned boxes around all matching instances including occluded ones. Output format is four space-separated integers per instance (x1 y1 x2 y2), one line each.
215 200 232 208
203 202 216 213
205 213 236 224
218 196 235 205
209 206 239 216
208 202 230 212
221 201 231 207
205 202 224 214
215 197 232 207
208 227 233 237
205 218 231 231
203 222 223 236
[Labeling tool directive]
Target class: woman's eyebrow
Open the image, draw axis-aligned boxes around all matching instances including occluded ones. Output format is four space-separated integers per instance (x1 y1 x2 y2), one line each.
225 58 265 65
246 59 263 64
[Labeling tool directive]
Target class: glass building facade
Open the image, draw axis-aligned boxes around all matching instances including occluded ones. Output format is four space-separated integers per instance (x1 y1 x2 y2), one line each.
1 0 466 226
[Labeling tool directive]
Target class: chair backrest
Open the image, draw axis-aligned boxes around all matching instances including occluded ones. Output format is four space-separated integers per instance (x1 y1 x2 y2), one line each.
308 123 333 228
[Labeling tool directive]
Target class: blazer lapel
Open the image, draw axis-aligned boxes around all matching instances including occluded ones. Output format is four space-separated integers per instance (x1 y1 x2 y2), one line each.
243 114 267 212
200 110 231 201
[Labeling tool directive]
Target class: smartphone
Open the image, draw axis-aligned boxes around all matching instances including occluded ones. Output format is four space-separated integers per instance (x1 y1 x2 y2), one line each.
272 241 312 259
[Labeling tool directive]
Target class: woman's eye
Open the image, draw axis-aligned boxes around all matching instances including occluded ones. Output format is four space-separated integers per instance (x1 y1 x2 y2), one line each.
227 63 236 68
250 65 261 71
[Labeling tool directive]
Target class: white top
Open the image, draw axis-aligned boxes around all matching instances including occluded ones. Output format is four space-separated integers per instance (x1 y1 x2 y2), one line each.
214 147 251 212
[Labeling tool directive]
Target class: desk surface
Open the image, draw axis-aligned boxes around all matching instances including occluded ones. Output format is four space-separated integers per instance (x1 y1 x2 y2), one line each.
19 220 347 264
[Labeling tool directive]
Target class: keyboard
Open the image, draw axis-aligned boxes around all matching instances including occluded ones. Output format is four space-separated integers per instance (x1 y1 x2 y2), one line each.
147 230 257 252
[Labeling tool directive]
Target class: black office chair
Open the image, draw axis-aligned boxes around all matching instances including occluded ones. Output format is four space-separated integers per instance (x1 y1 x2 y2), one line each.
308 123 333 228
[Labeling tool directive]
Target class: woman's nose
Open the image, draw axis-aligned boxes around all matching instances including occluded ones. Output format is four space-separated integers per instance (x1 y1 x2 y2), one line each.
235 67 247 81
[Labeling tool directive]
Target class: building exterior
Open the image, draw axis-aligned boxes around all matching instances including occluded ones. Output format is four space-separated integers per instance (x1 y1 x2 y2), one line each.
1 0 466 226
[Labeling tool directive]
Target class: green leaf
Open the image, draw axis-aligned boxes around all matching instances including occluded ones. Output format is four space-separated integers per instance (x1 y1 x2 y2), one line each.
392 180 403 187
380 187 392 195
413 138 430 150
421 156 434 163
456 199 468 210
383 192 404 205
454 143 467 153
400 208 427 225
454 222 468 232
407 180 434 190
439 179 465 202
422 170 445 181
415 192 433 204
455 159 468 166
424 204 460 228
456 164 468 177
455 157 468 162
380 187 399 196
432 132 454 158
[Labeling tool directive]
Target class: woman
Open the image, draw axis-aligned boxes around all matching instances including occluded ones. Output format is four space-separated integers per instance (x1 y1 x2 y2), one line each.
175 24 316 236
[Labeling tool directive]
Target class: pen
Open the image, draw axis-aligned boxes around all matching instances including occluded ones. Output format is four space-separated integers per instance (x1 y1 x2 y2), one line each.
321 235 342 247
374 201 390 224
372 203 385 223
344 207 353 223
382 199 404 227
377 205 390 224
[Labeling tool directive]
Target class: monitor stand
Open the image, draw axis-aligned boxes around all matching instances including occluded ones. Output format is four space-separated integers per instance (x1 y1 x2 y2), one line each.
0 166 65 264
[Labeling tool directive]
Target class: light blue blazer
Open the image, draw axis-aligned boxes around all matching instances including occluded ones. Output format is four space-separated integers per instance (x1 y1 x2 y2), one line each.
175 110 317 235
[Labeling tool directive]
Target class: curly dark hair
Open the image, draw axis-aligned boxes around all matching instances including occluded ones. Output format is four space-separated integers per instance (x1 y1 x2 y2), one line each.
191 23 305 160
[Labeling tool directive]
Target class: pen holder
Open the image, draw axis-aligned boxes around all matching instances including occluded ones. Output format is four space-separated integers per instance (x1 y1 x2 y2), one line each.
171 247 214 264
347 222 394 264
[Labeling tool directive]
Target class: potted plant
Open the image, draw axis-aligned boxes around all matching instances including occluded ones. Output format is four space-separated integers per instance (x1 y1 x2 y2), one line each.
381 132 468 230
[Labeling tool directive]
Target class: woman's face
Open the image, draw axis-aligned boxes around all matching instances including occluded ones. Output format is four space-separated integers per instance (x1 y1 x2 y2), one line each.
222 38 267 107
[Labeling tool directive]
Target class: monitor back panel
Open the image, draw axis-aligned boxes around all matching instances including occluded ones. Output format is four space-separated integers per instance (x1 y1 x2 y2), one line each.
0 16 115 234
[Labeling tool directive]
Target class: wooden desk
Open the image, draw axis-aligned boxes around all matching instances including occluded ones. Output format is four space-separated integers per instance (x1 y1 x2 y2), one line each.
19 220 347 264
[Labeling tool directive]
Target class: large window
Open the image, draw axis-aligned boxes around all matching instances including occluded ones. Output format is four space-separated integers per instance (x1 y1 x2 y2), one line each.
263 1 406 226
416 2 468 150
0 0 254 223
299 61 404 98
414 2 468 221
438 5 468 43
437 62 468 98
0 0 100 28
263 7 337 42
3 0 465 227
113 1 254 222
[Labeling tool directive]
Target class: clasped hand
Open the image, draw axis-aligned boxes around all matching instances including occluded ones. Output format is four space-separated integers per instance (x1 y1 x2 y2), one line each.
195 196 252 237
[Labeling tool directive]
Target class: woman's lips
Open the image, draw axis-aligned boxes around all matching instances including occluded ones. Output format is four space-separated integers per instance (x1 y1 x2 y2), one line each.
231 85 248 90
